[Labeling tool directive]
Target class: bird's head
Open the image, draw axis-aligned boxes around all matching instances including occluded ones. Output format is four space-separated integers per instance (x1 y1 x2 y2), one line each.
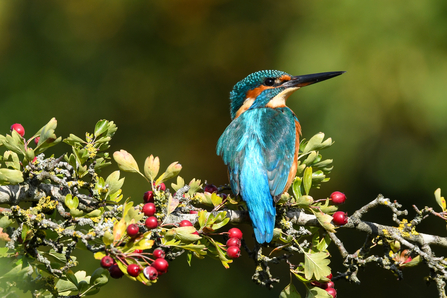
229 70 344 119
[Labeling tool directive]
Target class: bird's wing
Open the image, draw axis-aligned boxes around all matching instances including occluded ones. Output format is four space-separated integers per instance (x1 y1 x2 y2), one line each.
217 108 297 197
216 117 247 195
260 107 297 197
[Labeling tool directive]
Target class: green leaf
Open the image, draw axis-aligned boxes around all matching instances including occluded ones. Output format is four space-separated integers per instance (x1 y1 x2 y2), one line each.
303 151 318 165
303 167 312 195
295 195 314 206
102 231 114 246
210 193 222 207
280 282 302 298
303 251 331 280
0 168 23 184
173 226 201 242
155 161 182 185
64 134 86 147
313 211 336 233
132 239 155 251
65 194 79 210
105 171 125 196
3 130 26 156
434 188 446 212
292 177 303 198
303 133 333 154
4 151 20 170
306 286 332 298
90 268 109 286
188 178 202 196
143 155 160 181
171 176 185 192
55 278 78 293
113 150 140 173
167 193 180 216
94 120 109 137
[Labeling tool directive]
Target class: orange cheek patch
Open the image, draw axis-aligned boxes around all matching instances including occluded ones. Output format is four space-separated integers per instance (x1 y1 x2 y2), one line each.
279 75 291 82
246 85 274 100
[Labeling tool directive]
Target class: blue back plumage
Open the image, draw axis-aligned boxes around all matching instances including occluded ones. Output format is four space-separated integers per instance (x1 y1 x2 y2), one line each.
217 106 297 243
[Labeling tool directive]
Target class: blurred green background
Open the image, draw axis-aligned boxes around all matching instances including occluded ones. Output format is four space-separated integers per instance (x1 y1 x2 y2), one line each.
2 0 447 297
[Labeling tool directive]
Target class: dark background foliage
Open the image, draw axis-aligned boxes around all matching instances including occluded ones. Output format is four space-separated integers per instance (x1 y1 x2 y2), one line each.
2 1 446 297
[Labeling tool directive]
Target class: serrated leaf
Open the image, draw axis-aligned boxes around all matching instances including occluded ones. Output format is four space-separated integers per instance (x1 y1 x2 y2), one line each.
64 134 86 147
4 151 20 170
102 231 114 246
434 188 446 211
171 176 185 192
279 282 302 298
113 218 127 242
210 193 222 207
65 194 79 210
303 167 312 195
173 226 201 242
188 179 202 196
55 278 78 293
143 155 160 181
113 150 140 173
155 162 182 184
132 239 155 251
295 195 314 206
313 211 336 233
167 193 180 216
303 251 331 280
198 210 208 229
306 286 332 298
105 171 125 195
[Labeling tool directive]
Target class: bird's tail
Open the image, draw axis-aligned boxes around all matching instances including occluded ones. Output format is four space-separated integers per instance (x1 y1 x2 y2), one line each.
240 145 276 243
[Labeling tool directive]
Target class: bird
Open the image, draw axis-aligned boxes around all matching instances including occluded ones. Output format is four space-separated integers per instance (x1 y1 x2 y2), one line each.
216 70 344 243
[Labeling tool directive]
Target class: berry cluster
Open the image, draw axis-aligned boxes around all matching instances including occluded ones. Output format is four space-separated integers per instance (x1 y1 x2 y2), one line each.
225 227 243 259
98 187 173 282
312 274 337 298
329 191 349 226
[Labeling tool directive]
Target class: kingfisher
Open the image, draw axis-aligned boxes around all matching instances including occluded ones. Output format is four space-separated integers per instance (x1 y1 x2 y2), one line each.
217 70 344 243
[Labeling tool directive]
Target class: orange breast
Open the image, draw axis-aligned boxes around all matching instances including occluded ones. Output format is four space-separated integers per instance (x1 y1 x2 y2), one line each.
284 119 301 193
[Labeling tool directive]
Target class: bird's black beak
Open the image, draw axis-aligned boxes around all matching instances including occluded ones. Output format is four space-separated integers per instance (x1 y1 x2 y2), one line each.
283 71 345 88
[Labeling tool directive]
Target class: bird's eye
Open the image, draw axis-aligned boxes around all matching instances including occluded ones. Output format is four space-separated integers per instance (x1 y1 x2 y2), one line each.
264 78 275 86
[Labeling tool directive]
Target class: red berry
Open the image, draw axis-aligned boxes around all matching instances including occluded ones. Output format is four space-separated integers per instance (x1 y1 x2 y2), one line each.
143 203 156 216
127 264 141 277
143 266 158 280
133 249 143 254
179 220 193 227
326 287 337 298
204 184 218 193
327 273 333 280
100 256 114 268
227 246 241 259
143 191 154 203
189 210 198 214
155 182 166 191
228 227 243 239
145 216 158 229
32 157 37 163
10 123 25 137
109 264 124 279
153 248 166 259
152 258 169 274
127 224 140 237
332 211 348 226
330 191 346 205
226 237 241 248
34 137 40 144
326 281 335 288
